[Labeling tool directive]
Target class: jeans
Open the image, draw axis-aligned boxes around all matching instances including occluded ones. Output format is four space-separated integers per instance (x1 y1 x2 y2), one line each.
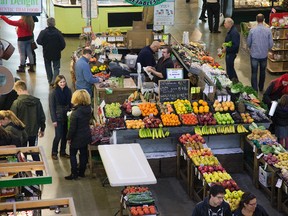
199 0 207 18
69 146 88 176
226 53 238 80
44 58 60 84
52 121 68 155
250 56 267 91
18 39 34 66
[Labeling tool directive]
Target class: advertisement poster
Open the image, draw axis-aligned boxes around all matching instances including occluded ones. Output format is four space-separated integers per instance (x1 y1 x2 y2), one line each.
81 0 98 19
0 0 42 15
154 0 175 26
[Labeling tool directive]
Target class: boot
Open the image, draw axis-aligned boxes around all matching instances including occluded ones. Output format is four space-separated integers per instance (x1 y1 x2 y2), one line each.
28 65 35 72
16 65 25 73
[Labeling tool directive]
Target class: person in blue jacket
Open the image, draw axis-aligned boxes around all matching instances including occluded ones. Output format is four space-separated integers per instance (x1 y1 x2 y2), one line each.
75 47 103 96
222 18 240 82
192 184 232 216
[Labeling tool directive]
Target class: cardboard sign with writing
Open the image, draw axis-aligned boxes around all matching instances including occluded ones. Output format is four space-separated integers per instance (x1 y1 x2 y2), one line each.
159 79 190 102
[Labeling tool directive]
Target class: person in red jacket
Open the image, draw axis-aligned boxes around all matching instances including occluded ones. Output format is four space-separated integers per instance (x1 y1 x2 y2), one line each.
0 16 35 73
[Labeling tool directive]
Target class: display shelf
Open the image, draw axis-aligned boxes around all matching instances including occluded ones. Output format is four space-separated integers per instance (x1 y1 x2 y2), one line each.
0 146 52 188
190 162 209 202
277 178 288 214
0 197 77 215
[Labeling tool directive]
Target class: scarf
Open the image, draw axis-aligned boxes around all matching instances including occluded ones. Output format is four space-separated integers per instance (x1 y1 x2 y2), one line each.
55 86 70 106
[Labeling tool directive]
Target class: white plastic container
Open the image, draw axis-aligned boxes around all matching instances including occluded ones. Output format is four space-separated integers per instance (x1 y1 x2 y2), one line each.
125 54 138 69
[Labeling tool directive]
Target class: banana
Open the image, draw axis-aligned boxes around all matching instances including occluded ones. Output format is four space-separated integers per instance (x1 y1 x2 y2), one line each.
158 128 162 138
154 129 158 139
165 131 170 137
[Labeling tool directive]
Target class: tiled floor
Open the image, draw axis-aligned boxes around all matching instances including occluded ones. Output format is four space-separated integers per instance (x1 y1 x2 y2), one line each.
0 1 286 215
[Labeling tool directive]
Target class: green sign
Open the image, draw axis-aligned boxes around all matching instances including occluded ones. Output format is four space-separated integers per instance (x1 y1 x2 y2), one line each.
125 0 166 6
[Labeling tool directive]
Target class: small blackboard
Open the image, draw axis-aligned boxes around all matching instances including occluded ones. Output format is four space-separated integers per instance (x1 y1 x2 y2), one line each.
159 79 190 102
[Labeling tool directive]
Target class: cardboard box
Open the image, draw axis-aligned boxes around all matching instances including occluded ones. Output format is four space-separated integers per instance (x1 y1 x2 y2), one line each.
126 29 153 49
259 166 272 187
133 21 147 30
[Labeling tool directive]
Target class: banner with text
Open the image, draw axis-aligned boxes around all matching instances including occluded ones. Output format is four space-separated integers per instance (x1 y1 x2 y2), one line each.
125 0 166 6
0 0 42 15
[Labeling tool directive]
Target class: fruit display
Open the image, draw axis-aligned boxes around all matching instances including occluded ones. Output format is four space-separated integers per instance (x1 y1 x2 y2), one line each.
213 100 235 112
216 125 235 134
143 116 162 128
128 91 141 102
194 125 217 135
197 113 217 125
261 144 286 155
203 171 232 183
179 113 198 125
138 103 158 116
198 165 226 174
105 102 122 118
191 155 220 166
213 112 234 125
91 64 107 73
139 128 170 139
173 99 192 114
123 186 149 195
93 71 110 79
130 205 157 216
192 99 210 114
106 117 125 130
213 179 240 191
274 152 288 169
240 113 254 123
122 101 132 114
188 148 213 157
160 113 181 126
247 129 277 144
280 169 288 184
224 189 245 211
126 119 145 129
158 102 174 114
178 133 205 149
236 124 249 133
263 153 279 166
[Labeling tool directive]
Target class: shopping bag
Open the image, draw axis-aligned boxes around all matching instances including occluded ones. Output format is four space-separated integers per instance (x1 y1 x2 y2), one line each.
31 41 38 50
219 13 225 27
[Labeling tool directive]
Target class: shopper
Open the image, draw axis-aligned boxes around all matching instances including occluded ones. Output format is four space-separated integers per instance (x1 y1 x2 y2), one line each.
247 13 273 92
262 73 288 108
65 89 92 180
145 46 174 84
199 0 207 22
272 94 288 149
10 80 46 175
75 47 103 96
0 126 12 146
49 75 72 160
192 184 232 216
0 110 28 147
37 17 66 85
206 0 221 33
234 192 268 216
223 17 240 81
0 15 35 73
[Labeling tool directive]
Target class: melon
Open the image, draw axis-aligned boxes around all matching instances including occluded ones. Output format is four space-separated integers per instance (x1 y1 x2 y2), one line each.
132 106 141 117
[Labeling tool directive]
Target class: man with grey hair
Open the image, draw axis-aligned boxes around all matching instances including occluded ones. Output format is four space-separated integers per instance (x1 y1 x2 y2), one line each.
223 17 240 81
37 17 66 86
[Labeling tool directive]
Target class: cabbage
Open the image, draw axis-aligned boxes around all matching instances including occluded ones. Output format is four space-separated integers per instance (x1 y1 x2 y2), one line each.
231 82 244 93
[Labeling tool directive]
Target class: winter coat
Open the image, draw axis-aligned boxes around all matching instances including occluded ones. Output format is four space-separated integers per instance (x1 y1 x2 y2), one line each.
233 204 269 216
192 197 232 216
10 95 46 137
49 87 72 123
67 105 92 148
36 26 66 60
225 25 240 54
273 105 288 126
4 122 28 147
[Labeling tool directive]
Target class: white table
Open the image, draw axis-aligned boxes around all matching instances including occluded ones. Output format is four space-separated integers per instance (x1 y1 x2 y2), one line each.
98 143 157 187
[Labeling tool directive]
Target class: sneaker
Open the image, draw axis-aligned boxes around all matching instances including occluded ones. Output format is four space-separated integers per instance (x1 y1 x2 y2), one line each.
52 155 58 160
65 174 78 180
60 153 70 158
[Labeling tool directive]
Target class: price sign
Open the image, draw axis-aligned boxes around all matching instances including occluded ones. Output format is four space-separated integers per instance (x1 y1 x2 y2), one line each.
116 36 124 41
107 36 116 42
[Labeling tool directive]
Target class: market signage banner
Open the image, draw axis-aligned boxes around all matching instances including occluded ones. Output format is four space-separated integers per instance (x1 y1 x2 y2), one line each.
125 0 166 6
0 0 42 15
154 0 174 26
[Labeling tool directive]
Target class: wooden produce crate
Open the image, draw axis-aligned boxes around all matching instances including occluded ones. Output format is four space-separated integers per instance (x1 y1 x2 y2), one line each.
0 197 77 215
278 179 288 213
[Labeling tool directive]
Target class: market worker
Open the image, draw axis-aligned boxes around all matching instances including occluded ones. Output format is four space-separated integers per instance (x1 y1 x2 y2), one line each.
247 13 273 92
234 192 269 216
75 47 103 96
192 184 232 216
136 41 160 68
222 17 240 82
145 46 174 85
262 73 288 108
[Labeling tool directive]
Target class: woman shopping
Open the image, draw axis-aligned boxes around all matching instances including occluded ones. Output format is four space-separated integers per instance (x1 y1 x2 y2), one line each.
49 75 72 160
0 15 35 73
65 89 92 180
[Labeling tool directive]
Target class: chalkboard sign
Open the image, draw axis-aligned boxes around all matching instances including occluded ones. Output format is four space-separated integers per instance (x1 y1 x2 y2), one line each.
159 79 190 102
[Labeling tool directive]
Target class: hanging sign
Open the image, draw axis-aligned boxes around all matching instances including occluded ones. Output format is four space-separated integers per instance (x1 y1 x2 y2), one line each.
81 0 98 19
154 0 174 26
125 0 165 6
0 0 42 15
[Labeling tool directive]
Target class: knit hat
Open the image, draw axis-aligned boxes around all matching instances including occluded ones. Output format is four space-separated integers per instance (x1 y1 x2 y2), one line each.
47 17 55 27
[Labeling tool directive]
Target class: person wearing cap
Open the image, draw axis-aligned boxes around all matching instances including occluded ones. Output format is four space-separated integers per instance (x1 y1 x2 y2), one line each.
37 17 66 86
75 47 103 96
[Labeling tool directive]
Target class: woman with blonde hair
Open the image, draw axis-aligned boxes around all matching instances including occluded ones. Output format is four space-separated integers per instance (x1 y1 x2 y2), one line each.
65 89 92 180
0 110 28 147
0 15 35 72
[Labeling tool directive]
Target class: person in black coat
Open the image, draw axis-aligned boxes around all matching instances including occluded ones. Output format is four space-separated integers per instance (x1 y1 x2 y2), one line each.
49 75 72 160
273 94 288 149
36 17 66 85
234 192 268 216
65 89 92 180
192 185 232 216
222 18 240 81
0 125 12 146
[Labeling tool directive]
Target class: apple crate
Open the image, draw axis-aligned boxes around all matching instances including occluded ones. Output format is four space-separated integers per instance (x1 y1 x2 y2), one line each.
259 165 272 187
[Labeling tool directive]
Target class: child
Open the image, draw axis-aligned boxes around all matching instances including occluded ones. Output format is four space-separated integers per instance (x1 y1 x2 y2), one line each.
273 94 288 149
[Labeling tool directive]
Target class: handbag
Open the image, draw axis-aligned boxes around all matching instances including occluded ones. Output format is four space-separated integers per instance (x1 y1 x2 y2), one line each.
0 38 15 60
31 41 38 50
